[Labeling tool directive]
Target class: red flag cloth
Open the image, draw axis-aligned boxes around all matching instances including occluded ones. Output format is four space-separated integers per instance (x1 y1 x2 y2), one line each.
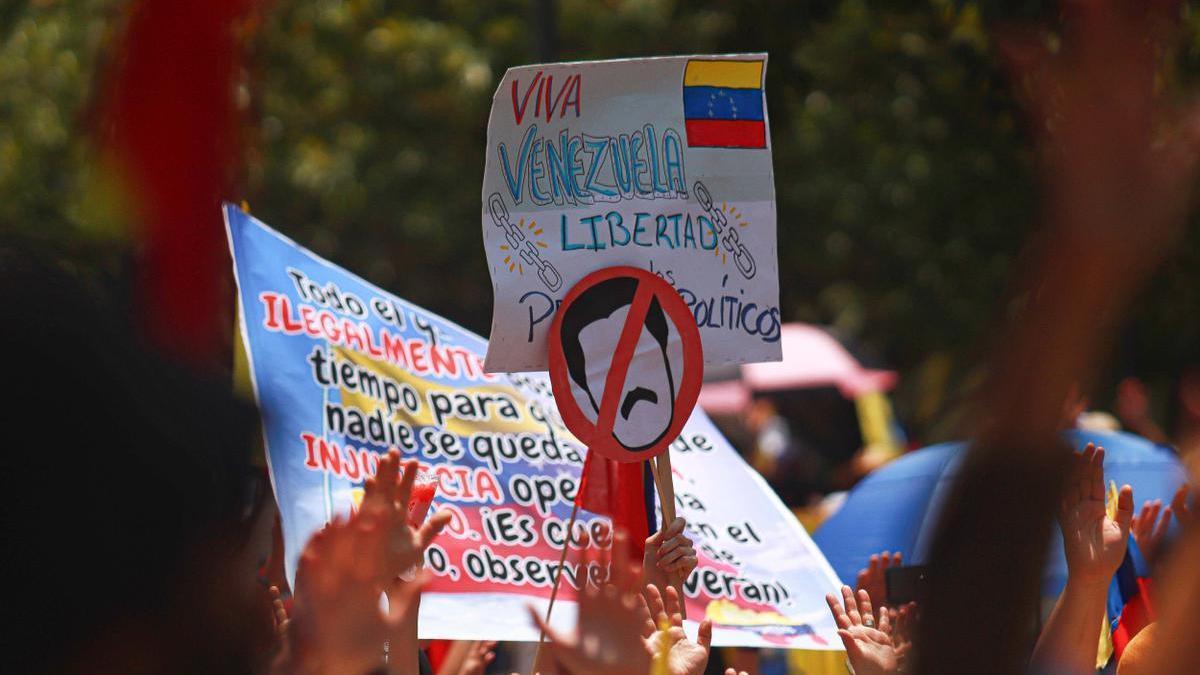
423 640 451 672
100 0 256 368
576 453 651 561
1110 538 1156 665
1113 577 1155 660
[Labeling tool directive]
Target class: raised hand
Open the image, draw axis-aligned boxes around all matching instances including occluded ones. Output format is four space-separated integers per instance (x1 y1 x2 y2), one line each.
637 584 712 675
267 585 293 675
1059 443 1133 586
530 534 652 675
1169 483 1197 529
890 601 918 665
269 585 290 643
290 516 398 675
643 517 698 592
283 451 452 675
825 585 899 675
855 550 901 622
361 450 453 577
449 640 496 675
1131 498 1172 566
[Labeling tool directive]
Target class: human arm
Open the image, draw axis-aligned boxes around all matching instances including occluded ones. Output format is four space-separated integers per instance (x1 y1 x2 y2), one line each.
1031 443 1133 674
383 577 424 675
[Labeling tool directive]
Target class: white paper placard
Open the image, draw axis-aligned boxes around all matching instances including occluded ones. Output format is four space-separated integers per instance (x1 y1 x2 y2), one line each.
482 54 782 372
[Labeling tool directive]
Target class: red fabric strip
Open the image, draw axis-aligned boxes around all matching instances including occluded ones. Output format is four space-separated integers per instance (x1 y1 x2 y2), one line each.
576 453 648 561
100 0 255 368
1113 577 1156 662
685 119 766 149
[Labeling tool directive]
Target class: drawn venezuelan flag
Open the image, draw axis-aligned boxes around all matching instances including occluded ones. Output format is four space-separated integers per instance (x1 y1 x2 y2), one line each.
682 59 767 149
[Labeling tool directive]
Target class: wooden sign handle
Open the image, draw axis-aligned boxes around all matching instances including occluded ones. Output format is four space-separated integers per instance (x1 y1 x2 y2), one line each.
531 498 580 675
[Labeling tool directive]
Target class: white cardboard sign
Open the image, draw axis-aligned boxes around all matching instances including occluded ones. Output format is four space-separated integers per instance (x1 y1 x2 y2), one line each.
482 54 782 372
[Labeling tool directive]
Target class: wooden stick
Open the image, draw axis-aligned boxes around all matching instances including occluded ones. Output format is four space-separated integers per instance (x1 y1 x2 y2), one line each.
653 453 677 522
530 496 581 675
650 452 686 619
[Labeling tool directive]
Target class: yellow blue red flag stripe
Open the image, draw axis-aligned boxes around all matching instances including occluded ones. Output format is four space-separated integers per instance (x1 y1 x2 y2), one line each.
682 59 767 149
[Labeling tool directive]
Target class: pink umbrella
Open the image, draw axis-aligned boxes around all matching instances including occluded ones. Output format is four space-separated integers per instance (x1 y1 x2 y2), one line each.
699 323 896 414
697 378 751 415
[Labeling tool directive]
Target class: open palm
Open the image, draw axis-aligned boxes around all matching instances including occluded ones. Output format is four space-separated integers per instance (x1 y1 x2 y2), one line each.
1059 444 1132 586
361 451 452 577
639 585 712 675
826 585 899 675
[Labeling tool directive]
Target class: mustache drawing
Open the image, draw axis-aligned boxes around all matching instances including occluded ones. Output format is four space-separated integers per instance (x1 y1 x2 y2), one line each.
620 386 659 420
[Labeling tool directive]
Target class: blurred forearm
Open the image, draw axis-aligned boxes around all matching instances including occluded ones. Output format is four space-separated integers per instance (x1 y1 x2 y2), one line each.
1030 579 1108 674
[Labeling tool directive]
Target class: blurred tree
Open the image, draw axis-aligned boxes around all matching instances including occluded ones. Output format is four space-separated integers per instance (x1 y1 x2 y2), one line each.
3 0 1198 439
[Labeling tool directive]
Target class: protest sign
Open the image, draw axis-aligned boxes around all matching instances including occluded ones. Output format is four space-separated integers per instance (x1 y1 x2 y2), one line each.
225 204 841 648
482 55 782 373
548 266 702 463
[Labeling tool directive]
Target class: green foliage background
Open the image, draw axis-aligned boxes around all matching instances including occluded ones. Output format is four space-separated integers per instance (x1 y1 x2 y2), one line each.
3 0 1198 438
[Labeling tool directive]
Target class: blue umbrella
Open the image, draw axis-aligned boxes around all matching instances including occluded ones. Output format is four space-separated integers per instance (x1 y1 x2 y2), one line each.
813 430 1187 598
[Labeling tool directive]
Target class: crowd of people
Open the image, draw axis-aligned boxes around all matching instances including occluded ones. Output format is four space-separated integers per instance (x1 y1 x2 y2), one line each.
5 238 1199 675
6 0 1200 672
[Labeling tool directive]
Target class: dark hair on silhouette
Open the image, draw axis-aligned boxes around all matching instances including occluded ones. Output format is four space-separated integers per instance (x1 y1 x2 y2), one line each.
0 248 261 675
559 276 671 412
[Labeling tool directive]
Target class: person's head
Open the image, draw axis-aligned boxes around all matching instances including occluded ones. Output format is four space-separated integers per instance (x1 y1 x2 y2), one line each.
560 277 676 451
1061 381 1090 429
0 250 266 675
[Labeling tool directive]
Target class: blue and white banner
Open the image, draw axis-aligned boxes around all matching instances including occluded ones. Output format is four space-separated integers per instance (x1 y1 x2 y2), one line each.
225 204 840 648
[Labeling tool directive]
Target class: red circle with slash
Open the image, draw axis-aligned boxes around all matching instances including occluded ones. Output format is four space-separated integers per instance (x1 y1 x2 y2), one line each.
548 266 703 463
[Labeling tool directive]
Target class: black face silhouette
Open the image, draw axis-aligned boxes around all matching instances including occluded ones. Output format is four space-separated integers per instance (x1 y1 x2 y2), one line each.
560 277 677 451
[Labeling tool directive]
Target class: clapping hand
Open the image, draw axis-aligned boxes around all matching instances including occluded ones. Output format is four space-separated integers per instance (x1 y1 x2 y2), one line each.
532 533 715 675
855 550 901 624
1131 497 1173 566
267 585 292 675
449 640 497 675
1059 443 1133 586
1135 482 1199 566
290 515 401 675
1169 482 1197 529
825 585 900 675
530 534 653 675
361 451 453 577
283 450 450 675
637 584 712 675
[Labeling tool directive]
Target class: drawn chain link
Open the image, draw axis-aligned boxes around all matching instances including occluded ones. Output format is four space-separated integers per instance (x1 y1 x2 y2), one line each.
692 181 757 279
488 192 563 292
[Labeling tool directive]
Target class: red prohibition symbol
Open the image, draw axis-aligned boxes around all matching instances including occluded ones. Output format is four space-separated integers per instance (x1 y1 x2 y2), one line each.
548 266 703 463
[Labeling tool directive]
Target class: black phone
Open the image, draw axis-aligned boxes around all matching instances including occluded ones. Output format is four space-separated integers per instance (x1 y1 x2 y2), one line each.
885 565 928 606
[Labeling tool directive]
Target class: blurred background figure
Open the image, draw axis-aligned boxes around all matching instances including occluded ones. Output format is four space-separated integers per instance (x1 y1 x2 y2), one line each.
0 252 269 675
1116 368 1200 472
5 0 1200 673
700 323 902 513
